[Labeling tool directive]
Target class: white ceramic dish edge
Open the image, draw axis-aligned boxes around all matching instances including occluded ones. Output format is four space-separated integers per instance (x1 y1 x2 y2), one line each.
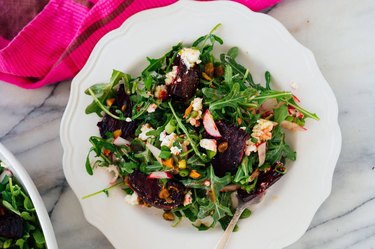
0 142 58 249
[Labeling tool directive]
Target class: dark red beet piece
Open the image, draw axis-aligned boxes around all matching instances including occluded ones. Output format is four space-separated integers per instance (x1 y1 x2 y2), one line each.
128 171 185 210
237 166 283 202
169 56 200 101
212 121 249 177
97 85 136 139
0 203 23 238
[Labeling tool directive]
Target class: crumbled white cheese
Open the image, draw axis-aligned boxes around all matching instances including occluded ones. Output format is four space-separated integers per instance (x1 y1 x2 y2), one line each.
124 192 139 206
189 118 198 127
159 130 167 142
240 126 246 130
138 123 155 141
179 48 201 69
147 103 157 113
125 117 132 122
154 85 168 100
187 98 203 127
244 139 257 156
165 66 178 85
251 119 277 142
183 191 193 206
170 146 182 155
192 97 203 111
199 139 217 152
161 132 177 148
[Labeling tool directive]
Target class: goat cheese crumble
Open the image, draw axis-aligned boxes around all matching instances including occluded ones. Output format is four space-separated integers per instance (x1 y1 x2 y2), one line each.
160 132 177 148
179 48 201 69
139 123 155 141
170 146 182 155
199 139 217 152
124 192 139 206
147 103 157 113
165 66 178 85
251 119 277 142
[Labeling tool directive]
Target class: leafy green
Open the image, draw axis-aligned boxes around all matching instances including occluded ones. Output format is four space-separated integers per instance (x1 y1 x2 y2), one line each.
0 162 47 248
82 24 319 231
220 47 259 90
196 166 232 228
85 70 130 117
168 101 207 161
207 83 258 112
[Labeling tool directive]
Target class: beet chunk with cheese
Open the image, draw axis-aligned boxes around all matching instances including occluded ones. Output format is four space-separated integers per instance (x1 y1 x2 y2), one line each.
169 56 201 101
128 171 185 210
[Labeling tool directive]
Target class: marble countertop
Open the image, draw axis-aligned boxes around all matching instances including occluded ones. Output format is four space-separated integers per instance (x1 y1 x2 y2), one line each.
1 0 374 248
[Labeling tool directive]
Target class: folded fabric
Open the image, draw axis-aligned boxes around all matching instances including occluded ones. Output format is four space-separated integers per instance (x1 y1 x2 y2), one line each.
0 0 280 89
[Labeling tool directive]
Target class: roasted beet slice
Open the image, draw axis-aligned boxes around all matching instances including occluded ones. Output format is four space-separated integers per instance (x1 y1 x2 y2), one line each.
169 56 200 101
0 203 23 238
237 166 283 202
97 85 136 138
128 171 185 210
212 121 249 177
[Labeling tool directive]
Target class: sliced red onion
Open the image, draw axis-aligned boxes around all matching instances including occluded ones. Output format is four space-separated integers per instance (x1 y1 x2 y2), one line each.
281 120 307 131
113 137 131 146
258 142 267 166
203 110 222 138
147 171 172 179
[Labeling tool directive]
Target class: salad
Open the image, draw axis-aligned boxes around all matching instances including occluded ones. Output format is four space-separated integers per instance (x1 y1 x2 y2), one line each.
84 24 319 230
0 161 46 248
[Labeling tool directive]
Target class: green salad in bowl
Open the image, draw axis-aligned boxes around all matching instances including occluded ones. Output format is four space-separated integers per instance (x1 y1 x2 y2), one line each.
0 161 46 248
0 142 56 249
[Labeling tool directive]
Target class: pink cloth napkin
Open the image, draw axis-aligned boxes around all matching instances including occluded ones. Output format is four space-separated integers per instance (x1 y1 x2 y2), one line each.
0 0 280 89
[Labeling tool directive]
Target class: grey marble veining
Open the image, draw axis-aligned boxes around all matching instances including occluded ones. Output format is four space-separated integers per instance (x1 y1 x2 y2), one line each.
0 0 374 248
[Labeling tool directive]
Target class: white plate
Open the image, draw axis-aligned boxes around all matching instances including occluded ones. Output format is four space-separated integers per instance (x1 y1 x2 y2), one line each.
0 142 58 249
60 1 341 249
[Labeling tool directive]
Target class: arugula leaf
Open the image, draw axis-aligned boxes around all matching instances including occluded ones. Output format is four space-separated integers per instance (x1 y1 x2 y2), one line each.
227 47 238 59
193 23 222 49
201 87 225 100
220 48 260 90
159 150 172 159
196 166 232 227
224 64 233 86
266 131 296 164
143 71 153 91
265 71 271 90
168 102 207 161
85 70 129 116
219 215 239 231
274 104 288 123
85 148 94 175
208 83 257 112
142 57 165 75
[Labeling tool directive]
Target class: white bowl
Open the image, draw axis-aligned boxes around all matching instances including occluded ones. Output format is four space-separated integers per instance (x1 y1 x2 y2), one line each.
0 142 58 249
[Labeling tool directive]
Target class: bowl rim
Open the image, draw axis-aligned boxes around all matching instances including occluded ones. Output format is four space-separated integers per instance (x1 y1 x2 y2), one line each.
0 142 58 249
